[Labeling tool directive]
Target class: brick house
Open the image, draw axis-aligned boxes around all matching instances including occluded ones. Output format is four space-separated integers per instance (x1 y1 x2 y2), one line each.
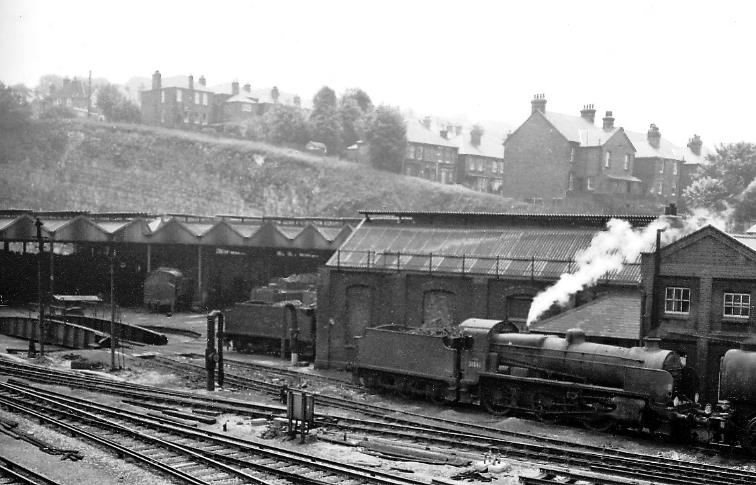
640 225 756 402
316 211 655 369
452 125 505 193
627 124 689 201
140 71 216 128
501 95 641 202
403 118 459 184
44 77 92 115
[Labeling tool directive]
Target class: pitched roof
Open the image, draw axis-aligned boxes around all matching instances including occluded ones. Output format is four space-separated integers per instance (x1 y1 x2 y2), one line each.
625 130 683 160
156 75 215 93
450 131 504 159
531 292 641 340
225 93 257 104
541 111 621 146
680 144 714 166
406 119 458 148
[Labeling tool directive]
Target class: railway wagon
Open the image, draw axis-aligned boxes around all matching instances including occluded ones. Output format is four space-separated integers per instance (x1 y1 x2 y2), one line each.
354 320 692 434
224 300 316 359
143 267 193 313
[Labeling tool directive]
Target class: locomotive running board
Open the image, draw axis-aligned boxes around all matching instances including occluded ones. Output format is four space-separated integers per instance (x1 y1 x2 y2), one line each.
478 372 648 400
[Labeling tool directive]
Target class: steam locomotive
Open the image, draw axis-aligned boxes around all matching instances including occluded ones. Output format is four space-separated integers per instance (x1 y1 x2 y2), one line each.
353 319 756 455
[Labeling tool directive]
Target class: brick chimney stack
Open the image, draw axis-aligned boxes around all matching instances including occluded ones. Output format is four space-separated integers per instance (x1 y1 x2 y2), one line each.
199 75 206 87
602 111 615 130
531 93 547 114
647 124 661 148
470 125 484 147
152 70 161 90
231 80 240 96
688 134 702 156
243 83 251 93
580 104 596 124
188 74 194 90
421 116 432 129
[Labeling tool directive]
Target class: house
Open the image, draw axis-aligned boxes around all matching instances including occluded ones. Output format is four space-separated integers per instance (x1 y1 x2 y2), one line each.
316 211 658 369
140 71 216 127
640 225 756 402
42 77 94 116
679 134 713 197
502 95 641 202
451 125 505 193
403 118 459 184
305 141 327 154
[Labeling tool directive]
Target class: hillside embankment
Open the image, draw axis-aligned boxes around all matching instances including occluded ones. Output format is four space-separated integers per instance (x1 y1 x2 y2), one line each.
0 119 526 217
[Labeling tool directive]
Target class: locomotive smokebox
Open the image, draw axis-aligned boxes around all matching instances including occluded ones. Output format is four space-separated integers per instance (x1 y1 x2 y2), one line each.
644 337 661 350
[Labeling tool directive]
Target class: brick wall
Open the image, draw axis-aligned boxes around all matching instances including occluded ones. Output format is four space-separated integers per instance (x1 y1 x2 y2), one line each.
501 114 571 200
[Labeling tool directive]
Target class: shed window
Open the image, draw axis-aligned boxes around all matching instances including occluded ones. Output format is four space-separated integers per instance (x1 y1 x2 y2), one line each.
665 287 690 314
724 293 750 318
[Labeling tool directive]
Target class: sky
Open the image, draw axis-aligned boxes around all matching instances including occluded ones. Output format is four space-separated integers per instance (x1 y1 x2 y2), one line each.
1 0 755 146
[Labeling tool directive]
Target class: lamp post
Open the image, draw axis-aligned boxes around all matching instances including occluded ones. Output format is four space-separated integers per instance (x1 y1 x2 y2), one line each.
35 218 45 357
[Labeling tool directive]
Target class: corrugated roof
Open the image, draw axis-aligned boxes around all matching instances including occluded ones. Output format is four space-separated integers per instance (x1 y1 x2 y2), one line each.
542 111 620 146
531 292 641 340
450 131 504 159
406 119 458 148
327 221 642 284
625 130 683 159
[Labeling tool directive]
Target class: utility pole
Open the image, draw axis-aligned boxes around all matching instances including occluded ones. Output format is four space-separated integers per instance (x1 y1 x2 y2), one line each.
110 247 117 370
35 218 45 357
87 70 92 118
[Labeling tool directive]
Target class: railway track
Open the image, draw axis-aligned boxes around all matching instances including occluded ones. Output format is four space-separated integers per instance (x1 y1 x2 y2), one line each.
1 357 755 485
0 456 62 485
0 379 426 485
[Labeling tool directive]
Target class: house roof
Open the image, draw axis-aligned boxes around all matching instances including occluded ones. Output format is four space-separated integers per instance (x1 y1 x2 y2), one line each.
406 120 458 148
541 111 622 147
225 93 258 104
327 214 646 285
625 130 683 160
531 292 641 341
681 144 714 166
450 131 504 159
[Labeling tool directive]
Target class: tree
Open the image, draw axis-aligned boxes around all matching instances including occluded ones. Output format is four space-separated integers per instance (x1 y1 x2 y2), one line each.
263 104 309 146
0 82 32 131
96 83 140 122
309 86 342 154
364 105 407 172
684 142 756 223
342 88 373 113
339 97 365 148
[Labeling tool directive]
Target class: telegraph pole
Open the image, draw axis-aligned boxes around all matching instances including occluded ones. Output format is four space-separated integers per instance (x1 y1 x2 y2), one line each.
110 247 117 370
35 218 45 357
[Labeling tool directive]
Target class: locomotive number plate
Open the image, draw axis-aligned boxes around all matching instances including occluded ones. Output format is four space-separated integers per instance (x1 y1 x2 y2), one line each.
468 359 481 369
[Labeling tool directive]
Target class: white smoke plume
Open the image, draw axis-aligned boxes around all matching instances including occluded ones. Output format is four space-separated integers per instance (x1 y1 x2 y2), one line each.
525 210 731 326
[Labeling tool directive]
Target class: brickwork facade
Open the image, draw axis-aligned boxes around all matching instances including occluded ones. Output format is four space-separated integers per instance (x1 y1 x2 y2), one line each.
640 226 756 402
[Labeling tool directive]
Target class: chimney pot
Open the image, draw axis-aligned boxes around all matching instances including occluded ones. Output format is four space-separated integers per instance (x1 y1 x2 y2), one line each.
188 74 194 90
243 83 251 93
422 116 432 129
199 75 206 87
470 125 483 146
231 80 239 96
602 110 615 130
647 123 661 149
152 70 162 90
531 93 547 114
580 104 596 124
687 134 702 156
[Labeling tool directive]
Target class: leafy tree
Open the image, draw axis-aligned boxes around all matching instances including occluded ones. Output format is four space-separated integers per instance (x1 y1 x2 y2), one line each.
263 104 309 146
309 86 342 154
40 105 77 120
684 142 756 223
96 83 140 122
364 105 406 172
339 97 366 148
341 88 373 113
0 82 32 131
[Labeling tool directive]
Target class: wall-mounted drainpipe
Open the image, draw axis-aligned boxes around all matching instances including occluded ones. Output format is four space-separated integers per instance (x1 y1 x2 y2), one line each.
206 311 217 391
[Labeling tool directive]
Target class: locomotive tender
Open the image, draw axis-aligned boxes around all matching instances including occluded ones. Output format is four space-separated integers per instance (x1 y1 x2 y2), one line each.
354 319 691 434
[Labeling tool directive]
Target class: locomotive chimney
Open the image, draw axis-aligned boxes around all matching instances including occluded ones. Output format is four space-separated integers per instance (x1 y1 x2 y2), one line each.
644 337 661 350
565 328 586 345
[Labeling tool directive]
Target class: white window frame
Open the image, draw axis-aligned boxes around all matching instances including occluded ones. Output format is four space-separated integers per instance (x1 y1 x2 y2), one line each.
570 147 575 163
724 293 750 319
161 91 165 103
673 162 678 175
586 176 594 191
176 89 182 102
659 161 664 173
624 154 630 171
604 151 611 168
194 92 200 104
568 172 574 191
202 93 208 106
665 287 690 314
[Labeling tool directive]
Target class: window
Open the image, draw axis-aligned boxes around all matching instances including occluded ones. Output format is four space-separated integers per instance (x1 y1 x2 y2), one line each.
406 145 414 159
624 154 630 171
194 92 200 104
659 161 664 173
586 176 594 190
161 91 165 103
242 104 252 112
658 180 664 194
665 287 690 314
202 93 208 106
604 151 611 168
416 146 424 160
568 172 574 191
570 147 575 163
176 89 182 102
673 162 678 175
724 293 750 318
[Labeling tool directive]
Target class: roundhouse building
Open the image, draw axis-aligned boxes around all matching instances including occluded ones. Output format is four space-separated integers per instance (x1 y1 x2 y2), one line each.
316 211 658 369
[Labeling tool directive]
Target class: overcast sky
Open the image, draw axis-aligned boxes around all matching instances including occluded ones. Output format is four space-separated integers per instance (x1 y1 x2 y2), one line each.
1 0 754 146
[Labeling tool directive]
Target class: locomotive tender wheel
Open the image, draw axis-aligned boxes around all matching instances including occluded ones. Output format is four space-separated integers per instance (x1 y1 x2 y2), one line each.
742 417 756 456
580 415 614 432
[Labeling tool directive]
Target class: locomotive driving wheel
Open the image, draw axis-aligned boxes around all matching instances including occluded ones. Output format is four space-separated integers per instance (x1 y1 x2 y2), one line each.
533 393 560 424
580 415 614 432
742 416 756 456
481 385 516 416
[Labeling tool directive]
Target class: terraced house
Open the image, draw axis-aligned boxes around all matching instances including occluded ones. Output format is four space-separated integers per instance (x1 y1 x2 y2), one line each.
452 125 505 194
403 118 459 184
